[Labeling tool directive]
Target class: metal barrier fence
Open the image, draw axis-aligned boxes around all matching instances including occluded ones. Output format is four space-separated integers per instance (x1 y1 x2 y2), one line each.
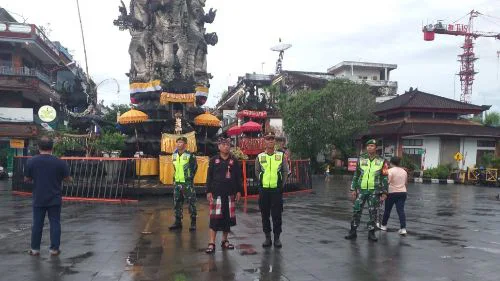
13 157 140 200
13 157 312 199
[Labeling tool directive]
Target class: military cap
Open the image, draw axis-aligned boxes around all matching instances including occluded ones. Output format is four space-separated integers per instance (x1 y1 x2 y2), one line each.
365 139 377 145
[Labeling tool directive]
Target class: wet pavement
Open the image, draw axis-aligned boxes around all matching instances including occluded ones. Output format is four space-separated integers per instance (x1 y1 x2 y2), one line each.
1 177 500 281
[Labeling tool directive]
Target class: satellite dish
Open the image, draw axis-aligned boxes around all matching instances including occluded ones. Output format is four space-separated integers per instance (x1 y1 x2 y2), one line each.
271 43 292 52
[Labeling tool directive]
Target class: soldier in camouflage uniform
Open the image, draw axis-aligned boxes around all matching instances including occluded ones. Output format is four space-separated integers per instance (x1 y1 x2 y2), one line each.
169 137 198 231
345 139 388 242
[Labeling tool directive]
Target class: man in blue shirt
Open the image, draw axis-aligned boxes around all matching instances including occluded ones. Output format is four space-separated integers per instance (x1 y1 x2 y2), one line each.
25 136 71 256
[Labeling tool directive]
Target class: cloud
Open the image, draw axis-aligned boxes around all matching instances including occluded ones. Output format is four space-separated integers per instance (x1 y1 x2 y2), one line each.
3 0 499 111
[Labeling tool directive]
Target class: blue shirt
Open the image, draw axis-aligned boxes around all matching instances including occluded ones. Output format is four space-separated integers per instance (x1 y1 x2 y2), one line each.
25 154 70 207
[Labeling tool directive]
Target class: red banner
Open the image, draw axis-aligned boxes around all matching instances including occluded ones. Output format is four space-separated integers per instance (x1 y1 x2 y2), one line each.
237 110 267 119
238 137 265 155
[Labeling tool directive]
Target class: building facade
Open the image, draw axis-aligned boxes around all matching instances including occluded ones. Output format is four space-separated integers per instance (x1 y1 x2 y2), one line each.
366 88 500 170
0 8 89 171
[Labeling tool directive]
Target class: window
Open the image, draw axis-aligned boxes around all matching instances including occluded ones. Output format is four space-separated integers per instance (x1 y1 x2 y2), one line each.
477 140 496 148
476 150 495 166
403 148 422 170
372 76 378 80
0 53 12 67
402 139 423 146
403 148 423 154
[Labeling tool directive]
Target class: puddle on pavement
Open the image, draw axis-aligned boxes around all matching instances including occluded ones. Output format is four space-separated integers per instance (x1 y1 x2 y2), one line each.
436 211 454 217
67 251 94 263
238 244 257 255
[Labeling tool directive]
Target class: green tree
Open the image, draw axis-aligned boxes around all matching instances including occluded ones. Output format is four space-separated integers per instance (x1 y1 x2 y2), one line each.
281 79 375 163
102 104 131 132
484 111 500 127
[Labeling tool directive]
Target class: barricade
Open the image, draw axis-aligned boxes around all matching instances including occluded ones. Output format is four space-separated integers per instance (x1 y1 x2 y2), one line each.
13 157 312 199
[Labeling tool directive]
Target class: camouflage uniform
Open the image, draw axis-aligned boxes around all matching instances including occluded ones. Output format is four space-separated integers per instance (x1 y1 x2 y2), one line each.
172 150 198 221
349 153 388 231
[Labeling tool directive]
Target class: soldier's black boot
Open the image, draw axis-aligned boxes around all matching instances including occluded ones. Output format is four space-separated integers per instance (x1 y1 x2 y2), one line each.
344 228 357 240
262 233 272 248
169 219 182 230
368 230 378 242
189 218 196 232
274 234 282 248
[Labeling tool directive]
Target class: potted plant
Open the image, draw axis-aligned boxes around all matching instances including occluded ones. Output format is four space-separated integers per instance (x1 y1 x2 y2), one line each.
96 132 126 157
53 138 85 157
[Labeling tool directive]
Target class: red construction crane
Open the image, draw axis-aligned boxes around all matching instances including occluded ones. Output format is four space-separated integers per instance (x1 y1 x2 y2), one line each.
422 10 500 103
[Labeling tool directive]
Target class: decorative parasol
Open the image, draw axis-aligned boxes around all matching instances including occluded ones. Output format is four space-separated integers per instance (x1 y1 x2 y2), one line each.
194 113 221 127
118 109 148 153
118 109 149 124
241 121 263 133
227 125 242 136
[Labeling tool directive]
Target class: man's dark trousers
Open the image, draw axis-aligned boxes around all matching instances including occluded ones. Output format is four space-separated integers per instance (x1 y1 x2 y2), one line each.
31 205 61 251
259 189 283 235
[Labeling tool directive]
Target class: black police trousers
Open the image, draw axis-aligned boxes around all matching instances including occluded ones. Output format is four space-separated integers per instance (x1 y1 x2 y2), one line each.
259 189 283 235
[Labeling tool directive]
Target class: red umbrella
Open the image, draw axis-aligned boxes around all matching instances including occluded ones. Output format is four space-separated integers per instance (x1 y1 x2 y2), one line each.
241 121 262 133
227 125 242 136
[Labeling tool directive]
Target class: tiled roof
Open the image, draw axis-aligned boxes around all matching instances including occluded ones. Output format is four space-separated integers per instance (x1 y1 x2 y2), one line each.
367 118 500 137
375 89 488 114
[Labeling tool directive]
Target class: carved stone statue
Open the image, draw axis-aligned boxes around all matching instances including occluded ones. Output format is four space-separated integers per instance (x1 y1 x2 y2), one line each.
114 0 218 87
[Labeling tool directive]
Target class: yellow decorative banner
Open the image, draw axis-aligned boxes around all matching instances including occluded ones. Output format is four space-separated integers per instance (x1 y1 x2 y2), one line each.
160 93 195 105
130 80 162 94
195 86 208 97
161 131 197 153
159 155 209 185
135 158 159 176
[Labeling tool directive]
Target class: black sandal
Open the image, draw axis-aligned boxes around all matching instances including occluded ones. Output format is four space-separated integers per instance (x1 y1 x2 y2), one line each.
205 243 216 254
221 240 235 250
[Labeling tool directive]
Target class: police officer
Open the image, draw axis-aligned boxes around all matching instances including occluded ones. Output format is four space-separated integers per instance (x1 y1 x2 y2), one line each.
169 136 198 231
255 132 289 248
345 139 388 242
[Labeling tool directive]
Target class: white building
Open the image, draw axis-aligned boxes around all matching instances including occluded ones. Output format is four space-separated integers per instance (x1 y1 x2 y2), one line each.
327 61 398 101
366 88 499 170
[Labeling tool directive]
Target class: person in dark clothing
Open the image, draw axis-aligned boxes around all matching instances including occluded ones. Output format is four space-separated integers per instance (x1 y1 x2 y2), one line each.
255 132 289 248
24 136 71 256
205 138 242 254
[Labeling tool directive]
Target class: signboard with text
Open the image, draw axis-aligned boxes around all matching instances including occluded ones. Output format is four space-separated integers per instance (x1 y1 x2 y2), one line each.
9 139 25 149
0 108 33 123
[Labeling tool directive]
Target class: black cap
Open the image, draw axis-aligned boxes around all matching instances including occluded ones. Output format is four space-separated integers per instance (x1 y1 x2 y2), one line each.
217 137 231 145
176 136 188 143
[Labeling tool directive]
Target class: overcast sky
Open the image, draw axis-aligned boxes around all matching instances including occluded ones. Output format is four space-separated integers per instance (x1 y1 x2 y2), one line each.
2 0 500 110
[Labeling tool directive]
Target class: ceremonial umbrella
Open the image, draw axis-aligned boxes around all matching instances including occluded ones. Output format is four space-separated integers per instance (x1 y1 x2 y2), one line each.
118 109 149 152
227 125 242 136
240 121 262 133
194 113 221 127
194 112 221 154
118 109 149 124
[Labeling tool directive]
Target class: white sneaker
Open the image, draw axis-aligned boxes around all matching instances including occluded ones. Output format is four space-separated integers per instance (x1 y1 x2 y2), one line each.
49 249 61 256
380 225 387 231
399 228 407 235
